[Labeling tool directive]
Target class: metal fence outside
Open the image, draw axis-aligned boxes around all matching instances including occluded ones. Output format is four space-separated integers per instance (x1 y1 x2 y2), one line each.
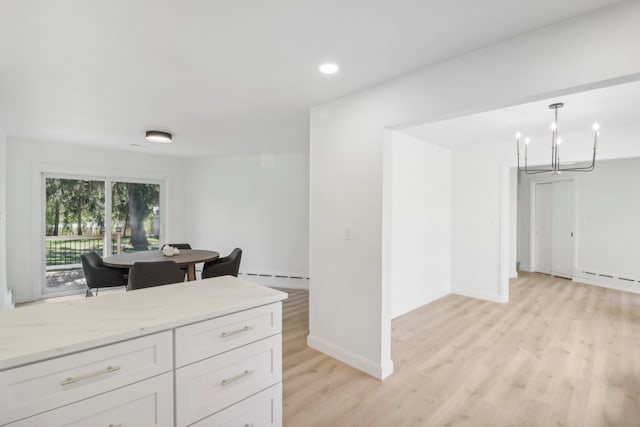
45 235 160 290
45 235 104 267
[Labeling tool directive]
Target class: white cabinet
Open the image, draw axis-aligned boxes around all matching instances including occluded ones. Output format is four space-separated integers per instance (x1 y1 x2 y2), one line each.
0 294 284 427
175 303 282 368
191 383 282 427
0 331 173 425
6 372 173 427
175 334 282 427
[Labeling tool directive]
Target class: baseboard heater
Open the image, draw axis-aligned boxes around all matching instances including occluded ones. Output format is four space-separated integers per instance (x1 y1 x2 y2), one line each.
241 273 310 280
581 271 640 284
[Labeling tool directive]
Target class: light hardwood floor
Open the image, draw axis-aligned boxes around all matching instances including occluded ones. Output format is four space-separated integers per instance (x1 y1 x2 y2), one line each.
281 272 640 427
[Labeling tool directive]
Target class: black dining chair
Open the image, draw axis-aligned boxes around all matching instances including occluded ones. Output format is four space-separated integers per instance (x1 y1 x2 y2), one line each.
201 248 242 279
81 251 128 297
127 260 186 291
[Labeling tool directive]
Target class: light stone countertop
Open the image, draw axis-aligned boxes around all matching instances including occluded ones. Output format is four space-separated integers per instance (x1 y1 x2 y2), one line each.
0 276 288 371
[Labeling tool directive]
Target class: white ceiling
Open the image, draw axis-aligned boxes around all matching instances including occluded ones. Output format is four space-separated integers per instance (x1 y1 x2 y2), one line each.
0 0 625 157
402 79 640 150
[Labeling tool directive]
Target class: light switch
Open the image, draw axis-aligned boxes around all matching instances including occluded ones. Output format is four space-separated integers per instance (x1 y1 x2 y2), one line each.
345 225 352 241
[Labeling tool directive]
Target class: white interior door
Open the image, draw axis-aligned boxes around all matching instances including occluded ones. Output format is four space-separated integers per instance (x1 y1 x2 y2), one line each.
535 183 552 274
551 181 575 278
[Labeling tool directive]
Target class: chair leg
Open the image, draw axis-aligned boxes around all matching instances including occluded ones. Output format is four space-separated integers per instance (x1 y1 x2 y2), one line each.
86 288 94 297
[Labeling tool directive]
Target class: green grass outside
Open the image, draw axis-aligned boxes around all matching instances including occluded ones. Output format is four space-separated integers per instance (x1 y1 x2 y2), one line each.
46 236 160 268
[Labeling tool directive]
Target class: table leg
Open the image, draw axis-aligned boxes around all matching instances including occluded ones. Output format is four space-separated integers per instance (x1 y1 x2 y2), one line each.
187 264 196 281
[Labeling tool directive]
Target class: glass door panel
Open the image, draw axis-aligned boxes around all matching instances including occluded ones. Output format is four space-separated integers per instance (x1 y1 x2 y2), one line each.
44 177 105 293
111 182 161 254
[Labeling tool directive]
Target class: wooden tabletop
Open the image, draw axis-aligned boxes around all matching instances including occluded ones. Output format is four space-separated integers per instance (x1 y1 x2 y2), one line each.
103 249 220 268
103 249 220 281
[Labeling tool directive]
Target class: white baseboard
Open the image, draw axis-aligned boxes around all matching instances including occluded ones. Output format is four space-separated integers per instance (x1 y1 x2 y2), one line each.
519 264 531 272
307 334 394 380
1 289 14 310
453 286 506 303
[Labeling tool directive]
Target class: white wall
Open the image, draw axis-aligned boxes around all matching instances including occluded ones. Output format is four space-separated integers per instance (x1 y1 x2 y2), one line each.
386 131 451 319
309 2 640 379
576 158 640 280
450 144 509 301
184 153 309 280
6 139 188 303
518 157 640 291
0 119 10 309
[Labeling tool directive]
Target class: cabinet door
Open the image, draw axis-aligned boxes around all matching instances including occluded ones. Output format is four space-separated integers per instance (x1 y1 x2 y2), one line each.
0 331 173 425
7 372 173 427
175 334 282 427
191 383 282 427
175 303 282 367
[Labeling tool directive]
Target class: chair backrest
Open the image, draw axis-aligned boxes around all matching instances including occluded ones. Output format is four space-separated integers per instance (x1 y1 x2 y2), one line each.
161 243 192 250
81 251 104 269
202 248 242 279
127 260 186 291
81 251 127 288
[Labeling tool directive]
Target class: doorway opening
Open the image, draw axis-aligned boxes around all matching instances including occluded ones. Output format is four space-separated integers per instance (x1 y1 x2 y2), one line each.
533 180 575 279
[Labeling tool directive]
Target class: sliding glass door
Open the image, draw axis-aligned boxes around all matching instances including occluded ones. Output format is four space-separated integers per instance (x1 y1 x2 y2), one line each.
43 174 163 295
44 177 106 293
110 182 161 255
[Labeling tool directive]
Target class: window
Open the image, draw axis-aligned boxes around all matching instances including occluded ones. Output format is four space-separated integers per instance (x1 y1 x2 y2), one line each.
43 174 163 295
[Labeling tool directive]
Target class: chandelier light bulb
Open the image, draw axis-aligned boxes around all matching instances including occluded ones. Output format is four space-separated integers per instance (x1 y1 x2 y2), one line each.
557 138 563 145
551 122 558 131
592 122 600 132
525 138 530 144
515 132 522 139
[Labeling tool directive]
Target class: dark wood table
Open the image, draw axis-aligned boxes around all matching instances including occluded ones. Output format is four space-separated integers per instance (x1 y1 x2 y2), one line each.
103 249 220 281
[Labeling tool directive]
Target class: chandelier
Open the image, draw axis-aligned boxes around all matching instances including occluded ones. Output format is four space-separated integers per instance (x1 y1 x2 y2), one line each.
516 102 599 175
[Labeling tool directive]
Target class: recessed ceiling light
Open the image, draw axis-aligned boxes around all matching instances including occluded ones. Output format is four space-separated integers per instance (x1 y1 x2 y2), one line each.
319 63 339 75
145 130 172 143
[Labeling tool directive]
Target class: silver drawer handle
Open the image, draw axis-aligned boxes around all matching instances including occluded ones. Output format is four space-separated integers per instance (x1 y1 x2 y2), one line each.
221 369 254 386
220 325 254 338
60 365 121 386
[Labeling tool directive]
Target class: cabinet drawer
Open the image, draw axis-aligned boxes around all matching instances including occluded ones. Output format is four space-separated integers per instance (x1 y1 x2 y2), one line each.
175 334 282 427
175 303 281 368
6 372 173 427
191 383 282 427
0 331 173 425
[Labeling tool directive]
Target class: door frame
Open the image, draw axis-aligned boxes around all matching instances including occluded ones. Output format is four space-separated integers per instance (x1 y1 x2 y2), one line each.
529 177 576 274
33 164 167 299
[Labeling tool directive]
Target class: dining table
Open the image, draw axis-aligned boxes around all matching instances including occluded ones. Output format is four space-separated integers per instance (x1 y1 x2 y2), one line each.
103 249 220 281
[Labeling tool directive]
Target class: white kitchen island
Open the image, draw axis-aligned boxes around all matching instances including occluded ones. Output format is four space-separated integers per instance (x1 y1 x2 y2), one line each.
0 276 287 426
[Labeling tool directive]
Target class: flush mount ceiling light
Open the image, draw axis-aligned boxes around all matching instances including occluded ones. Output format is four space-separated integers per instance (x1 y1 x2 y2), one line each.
145 130 172 144
516 103 599 175
318 63 339 75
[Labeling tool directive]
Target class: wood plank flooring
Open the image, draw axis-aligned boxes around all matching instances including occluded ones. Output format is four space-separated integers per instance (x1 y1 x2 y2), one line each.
280 272 640 426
